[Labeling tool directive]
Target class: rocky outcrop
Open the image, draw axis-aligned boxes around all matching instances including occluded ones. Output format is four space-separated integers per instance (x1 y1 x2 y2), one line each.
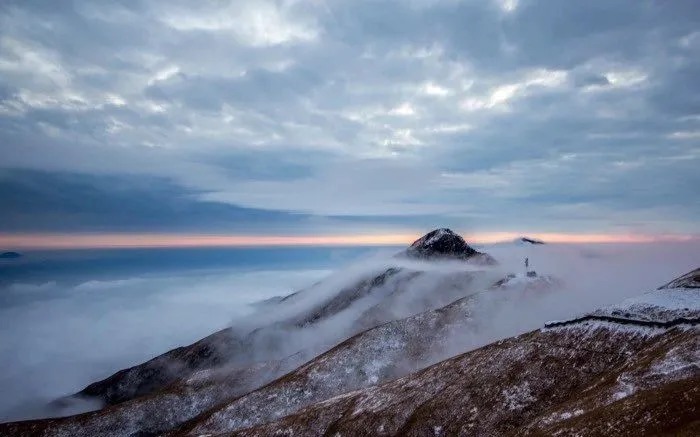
402 228 496 264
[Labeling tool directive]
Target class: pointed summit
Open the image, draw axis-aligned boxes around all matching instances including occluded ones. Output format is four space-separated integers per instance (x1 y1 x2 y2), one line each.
402 228 495 264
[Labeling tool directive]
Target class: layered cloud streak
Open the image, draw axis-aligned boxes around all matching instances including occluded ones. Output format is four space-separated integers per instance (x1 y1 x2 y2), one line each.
0 0 698 234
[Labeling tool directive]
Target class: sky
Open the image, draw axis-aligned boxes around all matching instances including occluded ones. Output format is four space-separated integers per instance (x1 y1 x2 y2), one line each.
1 0 699 246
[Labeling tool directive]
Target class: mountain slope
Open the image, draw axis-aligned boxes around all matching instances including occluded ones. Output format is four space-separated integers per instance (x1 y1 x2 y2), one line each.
72 229 493 410
228 324 697 436
220 268 700 436
71 268 492 411
0 230 510 436
0 274 551 437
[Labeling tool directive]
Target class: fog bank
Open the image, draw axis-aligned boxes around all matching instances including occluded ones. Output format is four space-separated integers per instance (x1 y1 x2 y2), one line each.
0 241 698 423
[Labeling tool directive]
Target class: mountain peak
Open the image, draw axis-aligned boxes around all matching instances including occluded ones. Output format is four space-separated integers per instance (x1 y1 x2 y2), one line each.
411 228 462 246
517 237 545 245
404 228 493 263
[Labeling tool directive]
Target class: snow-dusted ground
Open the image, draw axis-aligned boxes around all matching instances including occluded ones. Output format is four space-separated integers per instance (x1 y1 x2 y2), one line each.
590 288 700 321
229 320 698 436
547 287 700 325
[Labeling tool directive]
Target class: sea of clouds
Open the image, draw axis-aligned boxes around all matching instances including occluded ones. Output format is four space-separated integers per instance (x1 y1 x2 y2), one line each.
0 241 698 423
0 267 331 421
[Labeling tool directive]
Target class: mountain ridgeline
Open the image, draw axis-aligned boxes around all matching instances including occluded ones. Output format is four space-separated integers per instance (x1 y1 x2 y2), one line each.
0 229 697 436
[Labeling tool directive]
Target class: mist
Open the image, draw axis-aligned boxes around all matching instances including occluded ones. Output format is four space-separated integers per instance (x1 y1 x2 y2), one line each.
0 267 330 421
0 241 698 423
430 241 700 364
222 241 700 369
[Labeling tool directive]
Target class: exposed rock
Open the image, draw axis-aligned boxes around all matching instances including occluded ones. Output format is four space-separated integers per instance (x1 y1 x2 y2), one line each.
401 228 496 264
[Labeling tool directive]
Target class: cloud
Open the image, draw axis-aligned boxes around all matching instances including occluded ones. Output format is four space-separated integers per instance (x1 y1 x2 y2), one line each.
1 240 699 421
0 169 308 232
0 0 698 234
0 265 331 421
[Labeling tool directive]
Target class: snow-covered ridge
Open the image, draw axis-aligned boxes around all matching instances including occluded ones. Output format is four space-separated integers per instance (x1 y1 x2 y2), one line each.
546 268 700 328
587 288 700 322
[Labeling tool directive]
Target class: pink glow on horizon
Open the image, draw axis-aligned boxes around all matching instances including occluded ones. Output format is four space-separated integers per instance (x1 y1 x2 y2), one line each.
0 231 697 249
464 232 699 244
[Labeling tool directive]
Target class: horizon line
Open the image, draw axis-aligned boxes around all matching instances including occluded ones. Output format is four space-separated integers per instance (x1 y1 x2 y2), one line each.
0 231 698 250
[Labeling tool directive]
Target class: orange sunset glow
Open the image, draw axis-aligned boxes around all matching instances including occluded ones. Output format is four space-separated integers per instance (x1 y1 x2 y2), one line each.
0 232 697 250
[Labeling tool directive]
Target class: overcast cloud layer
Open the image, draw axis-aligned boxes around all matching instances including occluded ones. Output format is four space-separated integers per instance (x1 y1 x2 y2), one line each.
1 0 699 235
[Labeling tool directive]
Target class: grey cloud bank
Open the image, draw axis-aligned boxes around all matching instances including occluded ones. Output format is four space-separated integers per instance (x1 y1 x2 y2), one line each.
1 0 699 234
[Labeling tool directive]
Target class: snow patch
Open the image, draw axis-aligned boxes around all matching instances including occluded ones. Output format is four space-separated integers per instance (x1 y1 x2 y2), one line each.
611 374 637 401
545 320 669 335
541 408 585 425
502 381 535 411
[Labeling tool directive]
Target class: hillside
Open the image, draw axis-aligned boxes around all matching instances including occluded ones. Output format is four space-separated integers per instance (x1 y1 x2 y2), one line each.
0 274 559 437
72 229 494 409
216 268 700 436
0 230 514 436
1 235 695 437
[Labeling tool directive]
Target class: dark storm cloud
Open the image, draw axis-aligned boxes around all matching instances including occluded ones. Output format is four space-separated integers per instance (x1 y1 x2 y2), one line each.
0 0 698 234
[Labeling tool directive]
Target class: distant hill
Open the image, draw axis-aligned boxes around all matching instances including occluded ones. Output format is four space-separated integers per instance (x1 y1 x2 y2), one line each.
0 251 21 259
517 237 545 245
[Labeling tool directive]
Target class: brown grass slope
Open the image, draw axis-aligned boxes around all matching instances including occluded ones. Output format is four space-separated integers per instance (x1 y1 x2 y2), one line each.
168 293 486 435
226 322 698 437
